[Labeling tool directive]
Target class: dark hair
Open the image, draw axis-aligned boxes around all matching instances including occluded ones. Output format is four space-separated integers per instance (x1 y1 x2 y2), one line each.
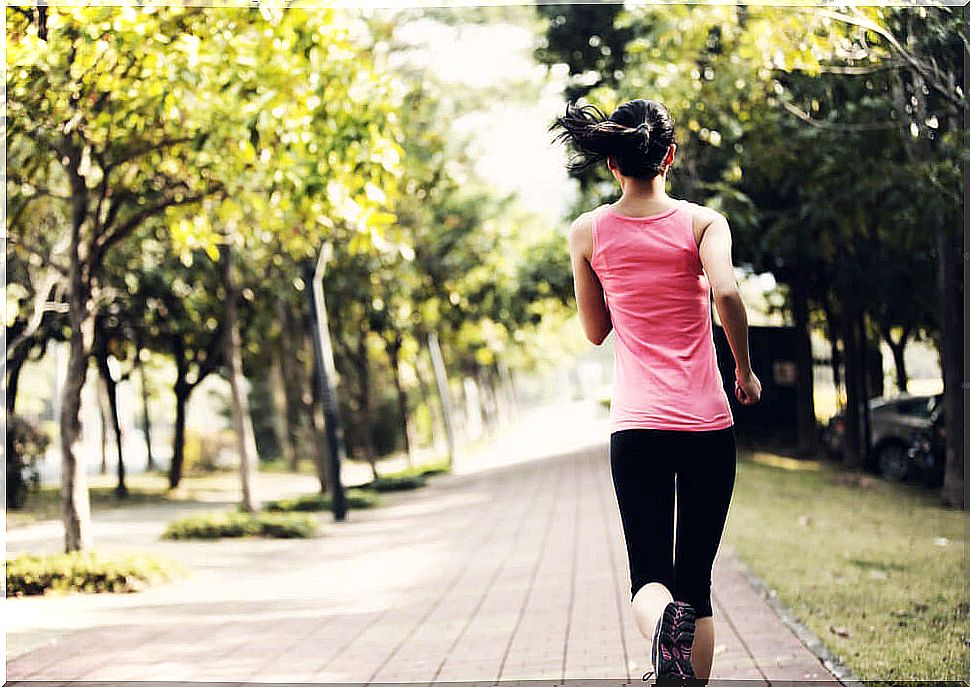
549 98 676 179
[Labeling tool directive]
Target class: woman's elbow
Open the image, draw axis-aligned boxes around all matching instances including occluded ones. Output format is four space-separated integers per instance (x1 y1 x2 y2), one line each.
713 285 743 306
585 324 611 346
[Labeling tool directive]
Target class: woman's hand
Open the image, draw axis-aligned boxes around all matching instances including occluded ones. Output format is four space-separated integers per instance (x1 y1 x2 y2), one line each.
734 368 762 406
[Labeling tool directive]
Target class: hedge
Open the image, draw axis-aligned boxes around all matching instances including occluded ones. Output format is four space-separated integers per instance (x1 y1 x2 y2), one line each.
263 488 381 513
6 550 184 597
162 511 320 540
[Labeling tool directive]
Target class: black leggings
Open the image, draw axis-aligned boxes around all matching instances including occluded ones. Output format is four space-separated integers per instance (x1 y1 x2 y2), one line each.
610 426 737 619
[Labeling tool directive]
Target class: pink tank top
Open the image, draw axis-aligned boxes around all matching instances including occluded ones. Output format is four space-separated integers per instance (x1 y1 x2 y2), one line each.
590 199 734 432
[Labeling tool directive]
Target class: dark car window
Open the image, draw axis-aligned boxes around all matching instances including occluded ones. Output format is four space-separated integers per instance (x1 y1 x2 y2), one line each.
891 397 934 417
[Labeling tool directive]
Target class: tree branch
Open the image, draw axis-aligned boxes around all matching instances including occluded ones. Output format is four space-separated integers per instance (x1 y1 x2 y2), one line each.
107 136 197 169
779 99 907 132
811 8 966 109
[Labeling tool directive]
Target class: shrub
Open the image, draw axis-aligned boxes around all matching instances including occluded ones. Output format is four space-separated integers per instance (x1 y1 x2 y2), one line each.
183 429 235 475
415 460 451 477
6 413 49 509
6 551 184 597
381 460 451 480
162 511 320 540
358 474 428 492
263 488 381 513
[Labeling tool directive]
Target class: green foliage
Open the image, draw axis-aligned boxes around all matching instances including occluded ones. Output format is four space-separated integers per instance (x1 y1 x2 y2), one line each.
162 510 320 540
263 488 381 512
6 550 184 597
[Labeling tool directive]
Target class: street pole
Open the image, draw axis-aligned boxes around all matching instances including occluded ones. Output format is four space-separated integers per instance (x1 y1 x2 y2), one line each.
305 244 347 522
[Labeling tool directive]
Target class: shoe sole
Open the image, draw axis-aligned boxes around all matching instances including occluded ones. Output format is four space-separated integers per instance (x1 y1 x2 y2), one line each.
652 600 696 679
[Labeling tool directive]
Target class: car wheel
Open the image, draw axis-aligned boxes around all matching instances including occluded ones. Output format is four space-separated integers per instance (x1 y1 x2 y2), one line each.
877 443 910 482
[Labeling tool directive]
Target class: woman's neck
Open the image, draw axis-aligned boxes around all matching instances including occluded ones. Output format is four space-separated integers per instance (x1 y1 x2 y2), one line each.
618 172 667 199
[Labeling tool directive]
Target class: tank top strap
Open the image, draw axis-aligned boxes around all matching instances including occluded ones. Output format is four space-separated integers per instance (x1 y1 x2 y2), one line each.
590 205 611 273
677 200 704 274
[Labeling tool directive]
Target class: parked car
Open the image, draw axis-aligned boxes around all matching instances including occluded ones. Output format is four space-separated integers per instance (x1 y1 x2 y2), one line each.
905 400 946 487
821 393 943 479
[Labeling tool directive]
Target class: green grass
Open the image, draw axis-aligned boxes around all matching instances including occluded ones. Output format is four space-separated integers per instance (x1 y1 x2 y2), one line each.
263 488 381 512
6 482 176 529
258 458 321 476
260 455 452 480
8 455 452 530
6 550 185 596
723 450 966 679
162 510 321 540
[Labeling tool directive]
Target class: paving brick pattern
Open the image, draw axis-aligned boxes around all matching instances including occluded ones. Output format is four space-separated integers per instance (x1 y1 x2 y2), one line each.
6 443 840 684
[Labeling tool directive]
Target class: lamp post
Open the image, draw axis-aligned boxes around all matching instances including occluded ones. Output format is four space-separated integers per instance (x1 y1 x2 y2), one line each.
305 243 347 522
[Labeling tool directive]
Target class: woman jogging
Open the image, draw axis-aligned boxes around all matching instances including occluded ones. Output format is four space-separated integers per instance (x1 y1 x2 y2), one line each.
551 98 762 682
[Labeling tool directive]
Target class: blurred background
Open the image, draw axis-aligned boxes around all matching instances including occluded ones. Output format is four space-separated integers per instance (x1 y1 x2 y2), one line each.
4 2 966 678
7 2 963 517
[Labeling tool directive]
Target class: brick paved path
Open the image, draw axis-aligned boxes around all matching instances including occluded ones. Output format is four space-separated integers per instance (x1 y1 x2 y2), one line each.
6 443 841 684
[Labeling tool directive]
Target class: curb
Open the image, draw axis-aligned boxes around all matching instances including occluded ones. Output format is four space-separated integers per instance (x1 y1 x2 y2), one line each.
724 544 865 686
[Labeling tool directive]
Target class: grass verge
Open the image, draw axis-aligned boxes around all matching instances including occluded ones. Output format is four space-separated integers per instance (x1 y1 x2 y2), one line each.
6 483 173 529
162 511 321 540
6 550 185 596
723 450 966 679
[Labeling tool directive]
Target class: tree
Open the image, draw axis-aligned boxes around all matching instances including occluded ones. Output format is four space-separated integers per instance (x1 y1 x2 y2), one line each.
7 5 408 547
8 6 234 550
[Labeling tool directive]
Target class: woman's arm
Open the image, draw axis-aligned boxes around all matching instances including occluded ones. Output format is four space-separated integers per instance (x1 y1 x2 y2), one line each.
698 212 762 406
568 214 613 345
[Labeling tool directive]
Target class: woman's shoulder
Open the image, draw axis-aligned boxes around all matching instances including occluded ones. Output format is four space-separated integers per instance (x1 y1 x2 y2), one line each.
680 198 724 222
680 199 729 246
567 209 599 258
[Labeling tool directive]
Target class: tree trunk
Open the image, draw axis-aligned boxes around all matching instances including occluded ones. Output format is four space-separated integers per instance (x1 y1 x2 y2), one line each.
428 332 457 468
6 338 31 415
169 380 189 490
791 262 819 458
856 311 873 462
496 356 519 423
838 263 864 470
881 326 910 394
136 350 155 471
97 376 109 475
269 357 297 469
478 366 499 432
892 8 965 508
302 334 330 493
823 298 843 408
276 298 304 468
353 334 380 480
219 240 260 513
937 209 964 509
60 232 93 551
94 341 127 498
937 21 965 509
388 335 414 467
415 352 446 454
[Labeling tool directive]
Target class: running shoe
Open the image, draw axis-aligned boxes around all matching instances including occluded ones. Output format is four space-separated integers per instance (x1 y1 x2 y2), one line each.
650 600 696 679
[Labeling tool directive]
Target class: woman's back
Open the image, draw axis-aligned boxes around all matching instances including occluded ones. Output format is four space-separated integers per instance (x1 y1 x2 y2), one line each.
589 199 733 432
